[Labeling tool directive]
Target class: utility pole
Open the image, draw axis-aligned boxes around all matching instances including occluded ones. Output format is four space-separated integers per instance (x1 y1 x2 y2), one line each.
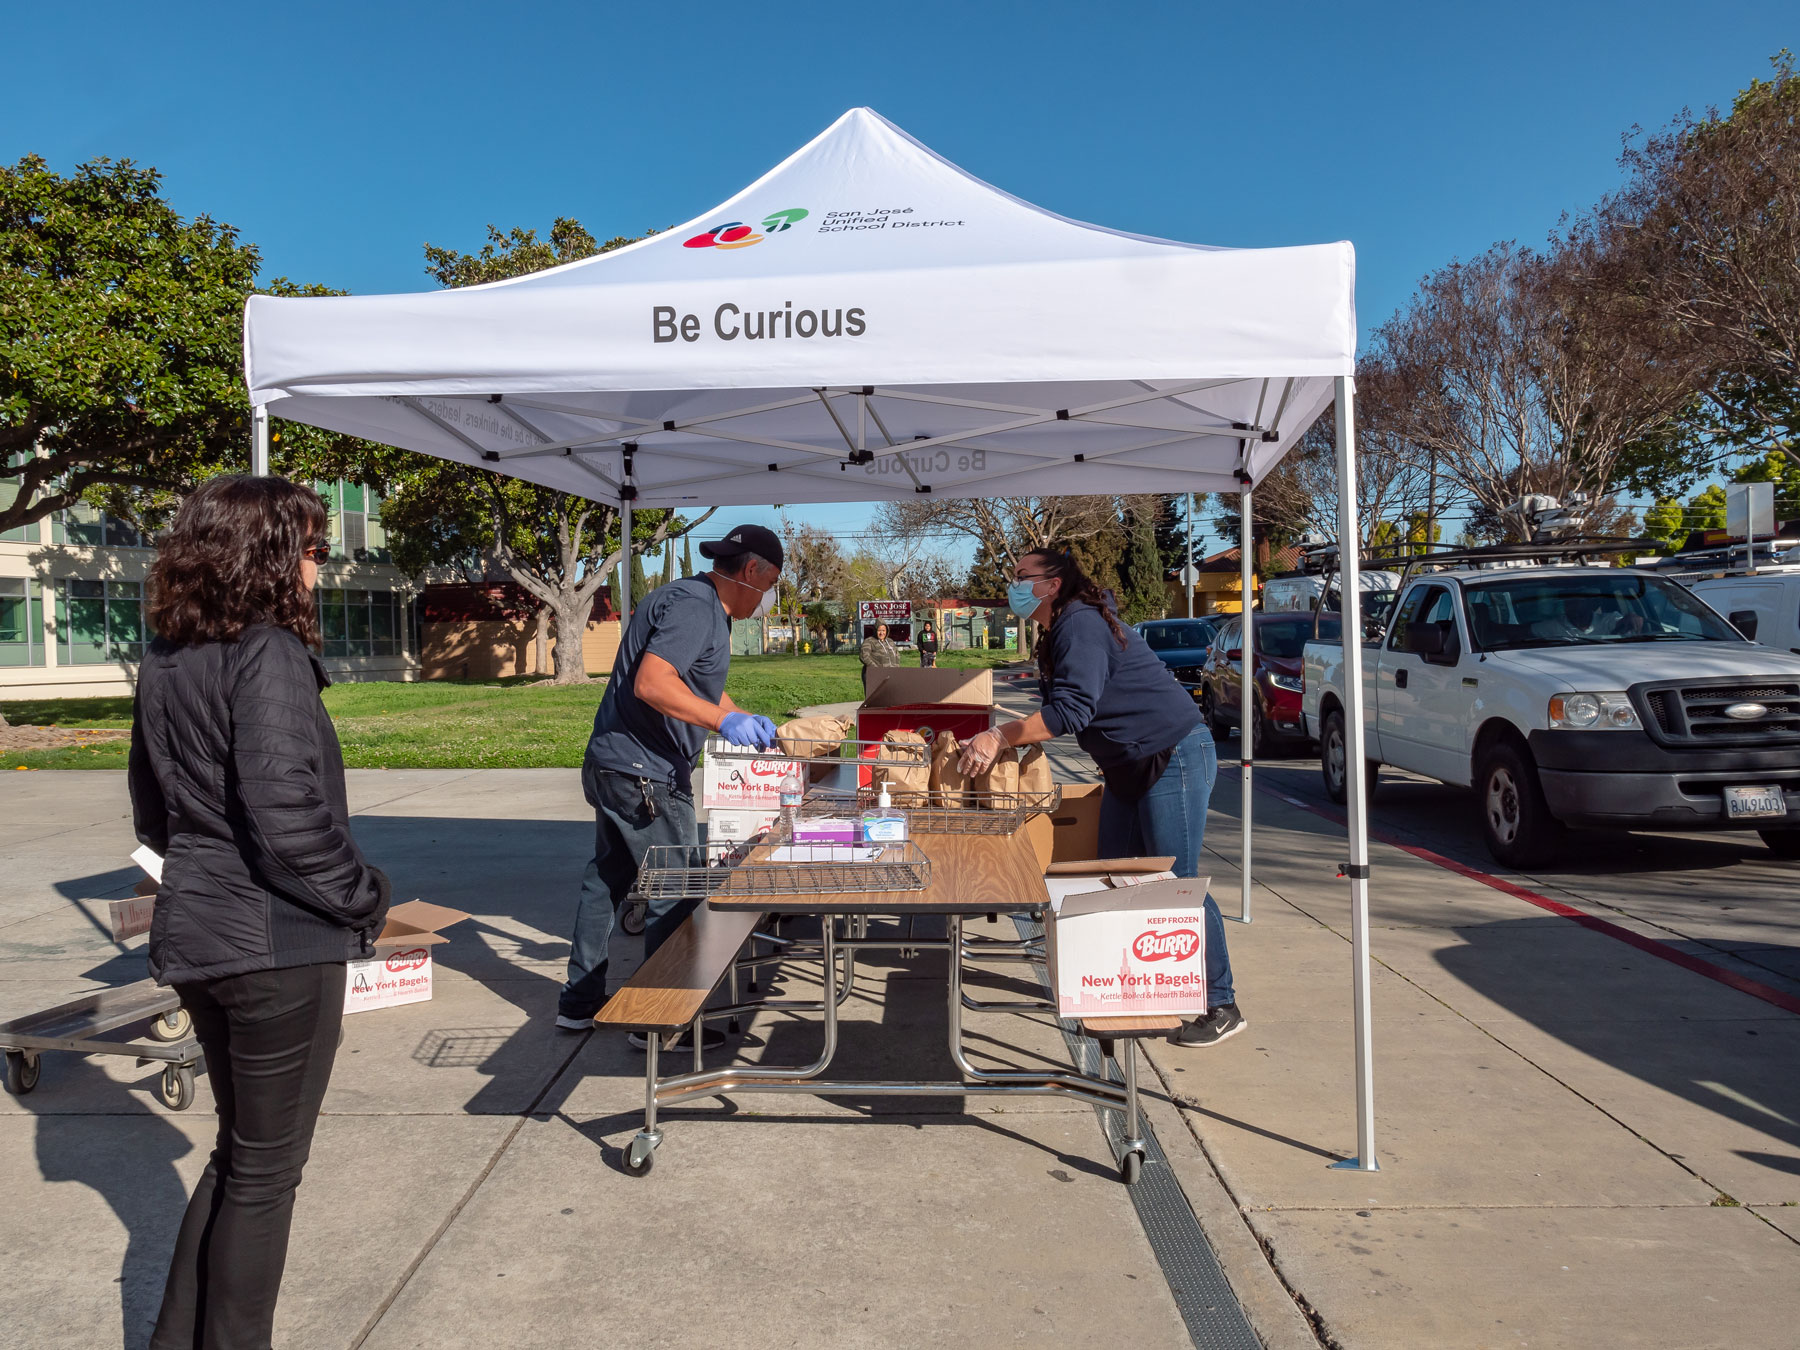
1185 492 1195 618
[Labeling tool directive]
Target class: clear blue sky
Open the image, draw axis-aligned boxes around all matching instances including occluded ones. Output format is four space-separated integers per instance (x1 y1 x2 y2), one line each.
10 0 1791 559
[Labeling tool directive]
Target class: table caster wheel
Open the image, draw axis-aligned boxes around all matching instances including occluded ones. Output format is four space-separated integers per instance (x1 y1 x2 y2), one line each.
149 1008 192 1043
4 1050 40 1096
1119 1150 1143 1186
161 1064 196 1111
624 1131 659 1177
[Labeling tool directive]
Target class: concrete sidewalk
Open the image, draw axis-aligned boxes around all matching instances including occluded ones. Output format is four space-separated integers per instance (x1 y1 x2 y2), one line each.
4 764 1799 1348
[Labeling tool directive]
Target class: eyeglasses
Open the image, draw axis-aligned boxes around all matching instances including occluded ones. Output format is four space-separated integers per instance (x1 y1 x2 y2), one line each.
302 544 331 563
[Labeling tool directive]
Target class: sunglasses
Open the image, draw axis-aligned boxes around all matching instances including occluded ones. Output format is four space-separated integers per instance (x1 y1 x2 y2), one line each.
302 544 331 563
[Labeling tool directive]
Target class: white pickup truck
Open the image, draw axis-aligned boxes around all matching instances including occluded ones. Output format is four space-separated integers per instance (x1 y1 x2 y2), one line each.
1301 559 1800 865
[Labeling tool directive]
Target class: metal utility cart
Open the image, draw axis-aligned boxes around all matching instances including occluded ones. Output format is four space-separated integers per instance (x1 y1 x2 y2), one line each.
0 980 202 1110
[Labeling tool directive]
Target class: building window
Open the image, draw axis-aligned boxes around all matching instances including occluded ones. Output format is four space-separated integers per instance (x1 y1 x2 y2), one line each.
318 589 403 659
0 578 44 666
51 502 146 548
316 480 389 563
55 579 148 664
0 465 35 543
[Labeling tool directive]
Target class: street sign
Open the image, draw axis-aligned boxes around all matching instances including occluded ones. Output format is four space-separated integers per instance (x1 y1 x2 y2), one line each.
1177 564 1200 586
1727 481 1776 540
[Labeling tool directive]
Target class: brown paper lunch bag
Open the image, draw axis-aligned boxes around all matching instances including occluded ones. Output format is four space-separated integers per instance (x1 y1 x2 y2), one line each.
975 745 1021 809
929 731 972 808
873 728 931 805
1018 744 1053 805
775 713 851 758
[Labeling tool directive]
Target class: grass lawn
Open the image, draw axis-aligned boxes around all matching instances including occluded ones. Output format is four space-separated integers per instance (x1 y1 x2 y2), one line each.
1 646 1022 771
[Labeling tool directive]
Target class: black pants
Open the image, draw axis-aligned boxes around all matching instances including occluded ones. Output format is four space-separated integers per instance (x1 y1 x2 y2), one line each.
152 962 345 1350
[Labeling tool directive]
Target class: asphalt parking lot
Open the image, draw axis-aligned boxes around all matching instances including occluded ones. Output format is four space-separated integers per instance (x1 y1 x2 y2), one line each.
1242 731 1800 1000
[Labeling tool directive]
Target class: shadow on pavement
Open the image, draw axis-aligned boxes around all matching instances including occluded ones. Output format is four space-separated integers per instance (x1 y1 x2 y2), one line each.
24 1058 194 1350
1437 918 1800 1180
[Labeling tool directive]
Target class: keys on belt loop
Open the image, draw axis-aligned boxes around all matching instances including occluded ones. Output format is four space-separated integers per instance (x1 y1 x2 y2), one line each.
640 777 660 820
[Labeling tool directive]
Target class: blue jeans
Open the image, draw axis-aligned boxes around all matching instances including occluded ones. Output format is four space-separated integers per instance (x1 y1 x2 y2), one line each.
1096 724 1236 1009
560 769 699 1020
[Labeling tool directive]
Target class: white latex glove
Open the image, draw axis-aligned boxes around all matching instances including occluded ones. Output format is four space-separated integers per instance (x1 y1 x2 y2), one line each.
957 728 1005 777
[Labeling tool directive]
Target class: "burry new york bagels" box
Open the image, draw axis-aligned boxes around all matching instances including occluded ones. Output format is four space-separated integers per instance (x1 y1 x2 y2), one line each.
1044 875 1210 1018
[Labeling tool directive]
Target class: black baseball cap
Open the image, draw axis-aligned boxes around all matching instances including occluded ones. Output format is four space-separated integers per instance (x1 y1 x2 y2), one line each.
699 523 784 570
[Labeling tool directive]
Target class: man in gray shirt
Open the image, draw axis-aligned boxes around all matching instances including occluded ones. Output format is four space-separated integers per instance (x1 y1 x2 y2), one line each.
557 524 784 1041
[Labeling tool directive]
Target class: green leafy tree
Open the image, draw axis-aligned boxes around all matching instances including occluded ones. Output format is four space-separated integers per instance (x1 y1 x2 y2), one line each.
375 216 707 683
1118 503 1167 622
682 534 694 578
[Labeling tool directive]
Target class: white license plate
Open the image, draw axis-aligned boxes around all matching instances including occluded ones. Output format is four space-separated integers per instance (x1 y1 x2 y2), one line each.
1724 785 1787 820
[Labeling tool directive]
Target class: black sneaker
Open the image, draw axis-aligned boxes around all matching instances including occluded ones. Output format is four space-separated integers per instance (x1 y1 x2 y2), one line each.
627 1026 727 1052
1169 1003 1247 1048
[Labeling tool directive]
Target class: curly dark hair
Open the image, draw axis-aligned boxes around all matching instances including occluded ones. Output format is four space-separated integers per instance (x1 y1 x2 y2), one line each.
1021 547 1130 682
147 475 327 649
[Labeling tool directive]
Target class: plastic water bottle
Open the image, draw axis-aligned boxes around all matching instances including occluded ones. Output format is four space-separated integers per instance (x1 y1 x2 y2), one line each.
779 766 803 839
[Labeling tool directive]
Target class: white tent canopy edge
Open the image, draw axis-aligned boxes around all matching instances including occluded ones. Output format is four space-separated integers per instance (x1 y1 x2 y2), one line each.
243 106 1378 1172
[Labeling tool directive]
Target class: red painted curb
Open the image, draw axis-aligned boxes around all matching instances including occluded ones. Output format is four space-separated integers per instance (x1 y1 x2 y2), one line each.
1253 780 1800 1019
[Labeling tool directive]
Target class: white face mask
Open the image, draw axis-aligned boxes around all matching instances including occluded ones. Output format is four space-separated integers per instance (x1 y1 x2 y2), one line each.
717 566 778 619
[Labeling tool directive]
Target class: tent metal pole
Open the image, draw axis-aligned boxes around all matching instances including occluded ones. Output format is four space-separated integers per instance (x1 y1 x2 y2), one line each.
1185 494 1194 619
252 407 270 477
1236 488 1253 924
620 493 633 622
1328 374 1379 1173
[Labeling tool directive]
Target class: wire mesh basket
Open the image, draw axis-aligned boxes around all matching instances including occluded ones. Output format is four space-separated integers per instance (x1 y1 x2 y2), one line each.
706 736 930 769
794 786 1063 836
637 840 932 900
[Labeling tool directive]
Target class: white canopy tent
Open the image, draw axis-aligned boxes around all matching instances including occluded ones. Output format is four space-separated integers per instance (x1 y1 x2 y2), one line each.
244 108 1379 1170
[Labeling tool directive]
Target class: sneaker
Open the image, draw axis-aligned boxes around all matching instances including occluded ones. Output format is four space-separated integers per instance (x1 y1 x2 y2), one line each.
627 1026 727 1052
1169 1003 1247 1048
555 1014 595 1032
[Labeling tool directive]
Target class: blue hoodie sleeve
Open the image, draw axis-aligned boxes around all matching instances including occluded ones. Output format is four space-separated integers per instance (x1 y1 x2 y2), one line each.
1038 606 1113 737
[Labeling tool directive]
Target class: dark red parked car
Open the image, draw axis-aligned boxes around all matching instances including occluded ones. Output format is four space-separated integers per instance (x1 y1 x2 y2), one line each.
1198 610 1341 753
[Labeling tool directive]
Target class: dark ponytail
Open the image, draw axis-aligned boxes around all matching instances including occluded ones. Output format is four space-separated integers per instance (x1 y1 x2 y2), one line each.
1023 548 1129 682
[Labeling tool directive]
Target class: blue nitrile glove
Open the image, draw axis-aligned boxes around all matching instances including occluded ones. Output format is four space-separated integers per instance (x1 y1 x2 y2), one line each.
721 711 779 749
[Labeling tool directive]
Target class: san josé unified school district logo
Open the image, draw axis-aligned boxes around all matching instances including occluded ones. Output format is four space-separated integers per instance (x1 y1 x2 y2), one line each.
684 208 808 250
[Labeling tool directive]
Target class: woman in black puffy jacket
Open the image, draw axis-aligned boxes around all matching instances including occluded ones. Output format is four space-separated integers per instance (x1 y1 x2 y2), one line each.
130 474 390 1350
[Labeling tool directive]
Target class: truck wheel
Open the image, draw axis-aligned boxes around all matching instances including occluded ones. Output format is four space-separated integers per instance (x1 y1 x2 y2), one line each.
1757 829 1800 859
1320 711 1380 806
1477 742 1563 868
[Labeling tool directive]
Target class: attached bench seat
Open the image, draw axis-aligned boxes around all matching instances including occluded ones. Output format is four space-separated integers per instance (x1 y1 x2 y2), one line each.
594 904 765 1033
1079 1015 1181 1059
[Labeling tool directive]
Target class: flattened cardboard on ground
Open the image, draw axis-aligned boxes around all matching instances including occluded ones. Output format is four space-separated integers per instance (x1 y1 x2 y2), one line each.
857 666 996 748
1045 875 1209 1017
1025 781 1104 870
345 899 470 1015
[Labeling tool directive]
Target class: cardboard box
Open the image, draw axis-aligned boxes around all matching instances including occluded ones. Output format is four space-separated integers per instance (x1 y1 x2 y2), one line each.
345 899 470 1015
1024 781 1105 870
699 736 803 811
1043 855 1177 909
1044 875 1210 1018
857 666 996 748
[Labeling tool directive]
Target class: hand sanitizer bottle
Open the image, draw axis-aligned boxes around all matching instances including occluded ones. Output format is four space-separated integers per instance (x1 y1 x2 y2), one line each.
861 783 908 843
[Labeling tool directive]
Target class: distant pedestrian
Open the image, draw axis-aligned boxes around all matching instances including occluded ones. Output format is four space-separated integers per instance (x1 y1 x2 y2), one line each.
131 475 392 1349
918 621 940 668
860 621 901 689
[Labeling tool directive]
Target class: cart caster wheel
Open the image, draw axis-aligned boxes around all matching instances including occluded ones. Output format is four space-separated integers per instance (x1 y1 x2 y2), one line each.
148 1008 192 1043
624 1131 659 1177
620 901 647 937
1119 1150 1143 1186
160 1064 196 1112
4 1050 40 1096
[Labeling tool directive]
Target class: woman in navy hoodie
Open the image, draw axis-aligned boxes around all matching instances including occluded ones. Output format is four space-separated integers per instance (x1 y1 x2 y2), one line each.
957 548 1244 1047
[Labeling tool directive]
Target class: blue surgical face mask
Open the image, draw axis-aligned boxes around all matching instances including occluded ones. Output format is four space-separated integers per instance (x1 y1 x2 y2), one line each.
1008 578 1046 620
